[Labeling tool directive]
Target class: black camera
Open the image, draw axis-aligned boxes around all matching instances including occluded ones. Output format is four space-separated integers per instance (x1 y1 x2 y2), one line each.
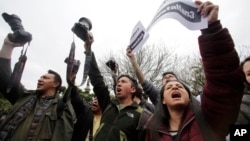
106 57 117 71
2 12 32 44
64 58 81 74
72 17 92 41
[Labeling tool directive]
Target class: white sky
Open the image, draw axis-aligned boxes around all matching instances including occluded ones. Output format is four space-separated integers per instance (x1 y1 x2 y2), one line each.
0 0 250 89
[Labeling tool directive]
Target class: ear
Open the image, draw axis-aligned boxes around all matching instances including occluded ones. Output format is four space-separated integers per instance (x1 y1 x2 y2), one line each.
53 81 60 89
162 100 165 104
131 87 136 94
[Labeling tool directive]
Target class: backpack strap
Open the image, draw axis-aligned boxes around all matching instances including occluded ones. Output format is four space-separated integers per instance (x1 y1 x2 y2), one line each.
136 108 152 130
137 108 152 141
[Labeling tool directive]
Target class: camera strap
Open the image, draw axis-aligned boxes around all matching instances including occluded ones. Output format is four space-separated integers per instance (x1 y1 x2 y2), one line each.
81 46 92 86
65 41 90 86
65 41 77 86
6 44 29 93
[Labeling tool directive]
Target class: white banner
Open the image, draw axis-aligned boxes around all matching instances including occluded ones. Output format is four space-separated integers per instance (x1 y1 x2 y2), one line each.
129 21 149 53
147 0 207 31
129 0 208 53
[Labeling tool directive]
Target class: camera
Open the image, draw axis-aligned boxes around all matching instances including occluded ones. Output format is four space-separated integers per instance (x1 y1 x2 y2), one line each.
71 17 92 41
2 12 32 44
106 57 117 71
64 58 81 74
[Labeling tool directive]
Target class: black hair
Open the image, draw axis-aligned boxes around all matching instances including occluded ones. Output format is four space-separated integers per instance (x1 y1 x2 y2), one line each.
48 69 62 92
134 86 143 100
117 74 138 98
117 74 138 88
147 80 191 140
162 71 178 80
241 56 250 67
240 56 250 84
142 93 149 100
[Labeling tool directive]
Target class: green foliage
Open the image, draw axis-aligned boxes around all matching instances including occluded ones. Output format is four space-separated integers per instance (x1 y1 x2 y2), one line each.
78 88 94 102
0 95 12 116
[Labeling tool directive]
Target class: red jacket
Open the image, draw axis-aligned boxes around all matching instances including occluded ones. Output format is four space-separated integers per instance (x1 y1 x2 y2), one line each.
145 21 244 141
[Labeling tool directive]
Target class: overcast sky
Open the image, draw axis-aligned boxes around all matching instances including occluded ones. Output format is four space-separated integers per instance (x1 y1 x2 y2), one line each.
0 0 250 89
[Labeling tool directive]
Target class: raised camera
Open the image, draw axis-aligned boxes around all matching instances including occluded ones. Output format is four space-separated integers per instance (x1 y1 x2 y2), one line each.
2 12 32 44
106 58 116 71
71 17 92 41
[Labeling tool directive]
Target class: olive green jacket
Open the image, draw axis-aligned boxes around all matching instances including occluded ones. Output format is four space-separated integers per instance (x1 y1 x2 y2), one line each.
0 58 76 141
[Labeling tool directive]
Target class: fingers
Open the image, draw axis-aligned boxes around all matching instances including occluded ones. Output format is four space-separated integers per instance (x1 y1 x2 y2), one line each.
84 32 94 51
126 46 132 57
195 0 202 8
195 1 219 24
4 36 25 47
113 63 119 73
86 32 94 44
126 46 132 53
207 5 219 24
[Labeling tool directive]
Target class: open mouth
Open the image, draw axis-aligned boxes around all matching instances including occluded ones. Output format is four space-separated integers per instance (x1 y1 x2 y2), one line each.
171 92 181 98
37 83 42 87
116 88 121 93
92 104 97 108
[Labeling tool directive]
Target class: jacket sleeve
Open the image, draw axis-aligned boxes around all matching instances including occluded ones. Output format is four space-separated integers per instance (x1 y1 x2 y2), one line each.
141 80 160 106
198 21 245 137
70 86 93 141
0 58 24 104
88 52 111 112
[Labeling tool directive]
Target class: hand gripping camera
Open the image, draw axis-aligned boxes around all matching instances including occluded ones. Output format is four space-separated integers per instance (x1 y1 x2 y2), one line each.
2 12 32 44
71 17 92 41
106 57 117 71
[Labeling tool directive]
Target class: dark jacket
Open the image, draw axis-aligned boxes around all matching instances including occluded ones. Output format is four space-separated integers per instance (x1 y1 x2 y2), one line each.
0 58 76 141
139 99 155 113
141 80 160 106
235 83 250 125
70 86 94 141
145 21 245 141
88 52 149 141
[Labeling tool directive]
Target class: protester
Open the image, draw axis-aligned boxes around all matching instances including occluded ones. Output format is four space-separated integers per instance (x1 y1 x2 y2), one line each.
86 97 102 141
107 59 155 113
70 87 102 141
83 33 151 141
133 86 155 113
0 15 76 141
70 85 93 141
236 56 250 125
226 56 250 140
144 1 244 141
0 39 76 141
126 47 178 105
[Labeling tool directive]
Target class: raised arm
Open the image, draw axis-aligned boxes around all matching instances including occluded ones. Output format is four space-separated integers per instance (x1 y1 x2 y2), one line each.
126 47 159 105
84 33 111 112
195 0 245 138
0 37 26 104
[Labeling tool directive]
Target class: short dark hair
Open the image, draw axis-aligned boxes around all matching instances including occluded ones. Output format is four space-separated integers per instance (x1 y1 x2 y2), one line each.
162 71 178 80
48 69 62 91
117 74 138 98
134 86 143 100
117 74 138 88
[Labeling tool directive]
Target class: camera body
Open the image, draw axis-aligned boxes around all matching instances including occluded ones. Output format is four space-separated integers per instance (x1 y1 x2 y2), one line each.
72 17 92 41
106 58 117 71
64 58 81 74
2 12 32 44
